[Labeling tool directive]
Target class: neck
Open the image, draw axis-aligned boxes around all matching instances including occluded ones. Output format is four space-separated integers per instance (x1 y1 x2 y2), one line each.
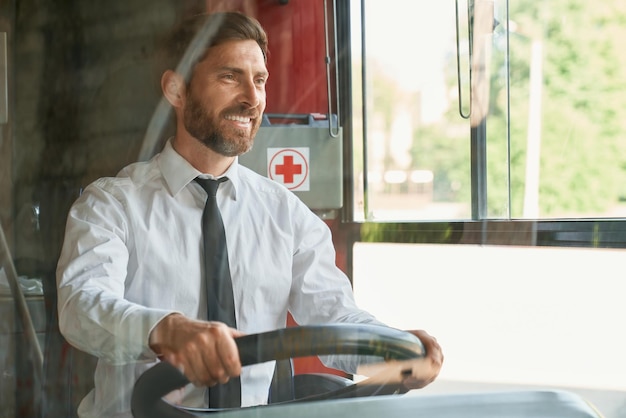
171 135 235 176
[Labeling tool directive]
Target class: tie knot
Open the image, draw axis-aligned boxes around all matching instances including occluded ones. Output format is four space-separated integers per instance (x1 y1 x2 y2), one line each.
195 177 228 197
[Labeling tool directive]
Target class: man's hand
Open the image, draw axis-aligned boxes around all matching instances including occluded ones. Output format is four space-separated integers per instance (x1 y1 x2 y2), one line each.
149 313 244 387
402 329 443 389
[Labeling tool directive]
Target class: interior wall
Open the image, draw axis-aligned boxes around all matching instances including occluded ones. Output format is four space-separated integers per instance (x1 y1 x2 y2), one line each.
0 1 14 253
0 2 17 417
10 2 204 416
13 0 201 275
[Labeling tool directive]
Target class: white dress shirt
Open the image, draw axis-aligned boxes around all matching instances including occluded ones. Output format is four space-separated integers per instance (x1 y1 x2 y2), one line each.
56 140 382 417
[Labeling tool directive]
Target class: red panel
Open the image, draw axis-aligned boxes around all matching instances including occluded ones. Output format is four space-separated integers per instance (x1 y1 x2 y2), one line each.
257 0 329 114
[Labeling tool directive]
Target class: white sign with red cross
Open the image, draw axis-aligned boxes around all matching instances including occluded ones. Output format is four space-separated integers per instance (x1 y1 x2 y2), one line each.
267 147 310 191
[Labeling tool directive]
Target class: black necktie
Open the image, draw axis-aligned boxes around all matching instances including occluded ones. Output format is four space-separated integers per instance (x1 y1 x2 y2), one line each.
195 177 241 408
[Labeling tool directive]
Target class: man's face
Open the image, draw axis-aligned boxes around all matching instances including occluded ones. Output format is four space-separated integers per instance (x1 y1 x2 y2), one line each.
182 39 268 157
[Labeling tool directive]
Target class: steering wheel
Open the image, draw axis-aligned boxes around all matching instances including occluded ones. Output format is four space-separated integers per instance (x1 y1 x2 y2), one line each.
131 324 426 417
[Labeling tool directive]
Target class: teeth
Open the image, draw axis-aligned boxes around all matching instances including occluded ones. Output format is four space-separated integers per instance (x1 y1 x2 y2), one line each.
225 115 251 123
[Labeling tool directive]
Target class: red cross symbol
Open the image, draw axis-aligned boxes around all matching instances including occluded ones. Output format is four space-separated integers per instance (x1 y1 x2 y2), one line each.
275 155 302 183
268 148 309 190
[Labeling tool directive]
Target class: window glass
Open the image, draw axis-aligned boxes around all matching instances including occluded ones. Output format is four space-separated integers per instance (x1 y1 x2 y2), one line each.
506 0 626 218
352 0 626 221
3 0 626 416
353 242 626 417
351 0 473 221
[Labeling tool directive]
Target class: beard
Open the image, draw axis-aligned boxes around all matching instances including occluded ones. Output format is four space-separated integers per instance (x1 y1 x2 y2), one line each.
183 92 260 157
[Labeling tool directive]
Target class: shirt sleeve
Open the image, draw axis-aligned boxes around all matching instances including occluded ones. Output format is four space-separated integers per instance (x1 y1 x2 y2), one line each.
286 199 386 373
56 179 175 365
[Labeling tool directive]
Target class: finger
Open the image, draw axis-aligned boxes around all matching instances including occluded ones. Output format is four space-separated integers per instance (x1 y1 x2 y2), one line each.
231 328 246 338
185 353 210 387
216 329 242 377
197 324 237 385
401 330 444 390
179 337 219 387
401 359 438 389
197 343 222 387
412 330 444 364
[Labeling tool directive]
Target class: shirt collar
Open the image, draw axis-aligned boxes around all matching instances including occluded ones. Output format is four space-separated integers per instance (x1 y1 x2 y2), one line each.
158 138 240 200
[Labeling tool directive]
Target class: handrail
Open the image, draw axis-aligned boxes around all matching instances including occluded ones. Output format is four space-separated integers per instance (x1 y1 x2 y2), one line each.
455 0 473 119
323 0 341 138
0 225 43 380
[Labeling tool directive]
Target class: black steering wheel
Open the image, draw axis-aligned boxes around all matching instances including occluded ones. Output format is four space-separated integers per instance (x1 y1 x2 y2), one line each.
131 324 426 417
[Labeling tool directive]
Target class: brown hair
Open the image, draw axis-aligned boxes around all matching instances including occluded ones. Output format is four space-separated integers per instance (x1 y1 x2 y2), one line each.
159 11 268 83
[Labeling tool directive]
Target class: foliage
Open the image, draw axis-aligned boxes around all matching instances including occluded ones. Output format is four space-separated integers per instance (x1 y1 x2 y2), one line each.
493 0 626 217
363 0 626 219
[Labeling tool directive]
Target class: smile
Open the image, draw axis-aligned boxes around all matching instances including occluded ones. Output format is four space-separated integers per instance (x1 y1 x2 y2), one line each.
225 115 253 124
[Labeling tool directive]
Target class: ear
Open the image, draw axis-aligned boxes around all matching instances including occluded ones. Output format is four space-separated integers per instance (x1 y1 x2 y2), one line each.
161 70 185 108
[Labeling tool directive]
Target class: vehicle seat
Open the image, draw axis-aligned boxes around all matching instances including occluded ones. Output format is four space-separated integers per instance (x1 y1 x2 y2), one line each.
268 358 353 403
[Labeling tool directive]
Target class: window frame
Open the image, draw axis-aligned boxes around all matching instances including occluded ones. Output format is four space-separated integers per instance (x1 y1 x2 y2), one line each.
335 0 626 273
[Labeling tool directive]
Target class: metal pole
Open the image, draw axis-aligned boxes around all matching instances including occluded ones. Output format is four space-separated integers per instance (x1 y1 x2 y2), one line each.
0 225 43 379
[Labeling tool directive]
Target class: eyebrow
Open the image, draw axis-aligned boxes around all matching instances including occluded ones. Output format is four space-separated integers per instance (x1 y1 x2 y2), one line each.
219 66 269 78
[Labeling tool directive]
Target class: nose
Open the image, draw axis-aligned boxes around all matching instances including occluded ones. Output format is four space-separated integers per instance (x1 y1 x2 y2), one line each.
238 78 263 108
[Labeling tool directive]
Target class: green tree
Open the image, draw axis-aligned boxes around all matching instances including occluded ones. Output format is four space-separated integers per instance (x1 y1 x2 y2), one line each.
494 0 626 217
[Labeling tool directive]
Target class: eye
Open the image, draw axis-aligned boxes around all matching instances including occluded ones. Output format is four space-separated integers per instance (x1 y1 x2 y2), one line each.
221 73 236 81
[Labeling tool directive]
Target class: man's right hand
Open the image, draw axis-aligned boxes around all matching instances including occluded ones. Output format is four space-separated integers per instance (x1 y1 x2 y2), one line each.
149 313 244 387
